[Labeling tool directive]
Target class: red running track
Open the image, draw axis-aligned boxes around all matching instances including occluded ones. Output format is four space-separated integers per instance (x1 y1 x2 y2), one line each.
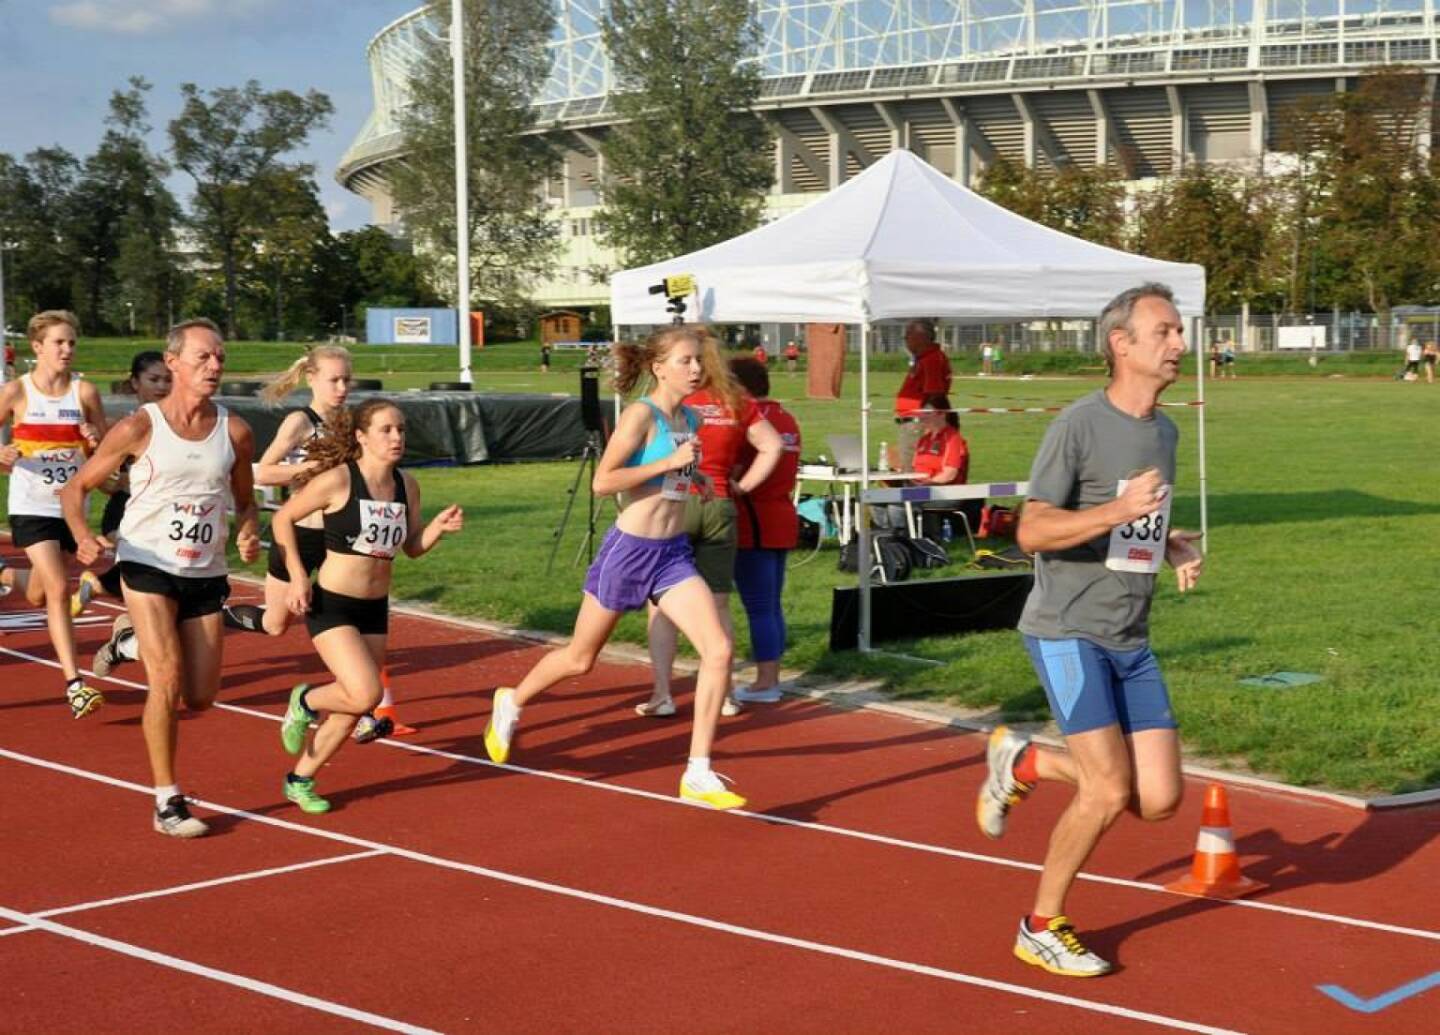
2 558 1439 1034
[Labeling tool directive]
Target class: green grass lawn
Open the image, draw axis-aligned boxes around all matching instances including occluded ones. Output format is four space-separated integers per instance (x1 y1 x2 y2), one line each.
9 340 1440 794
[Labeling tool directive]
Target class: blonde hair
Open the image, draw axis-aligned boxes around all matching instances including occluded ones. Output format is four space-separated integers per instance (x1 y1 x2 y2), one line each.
293 398 401 488
610 324 743 414
28 310 80 343
261 345 353 404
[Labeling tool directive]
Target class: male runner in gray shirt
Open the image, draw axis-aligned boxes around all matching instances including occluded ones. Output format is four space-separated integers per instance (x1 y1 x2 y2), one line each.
975 283 1204 977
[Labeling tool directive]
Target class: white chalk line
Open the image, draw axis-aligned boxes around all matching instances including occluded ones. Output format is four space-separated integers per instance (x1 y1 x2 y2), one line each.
0 745 1241 1035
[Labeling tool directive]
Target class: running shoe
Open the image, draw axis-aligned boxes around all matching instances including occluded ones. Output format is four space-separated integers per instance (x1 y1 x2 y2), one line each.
280 683 315 755
484 687 518 764
153 794 209 838
353 712 394 743
721 695 743 717
69 570 100 617
679 770 747 810
0 556 10 597
374 704 416 736
1013 916 1113 977
732 684 784 705
976 725 1035 840
92 614 134 678
65 679 103 719
283 775 331 814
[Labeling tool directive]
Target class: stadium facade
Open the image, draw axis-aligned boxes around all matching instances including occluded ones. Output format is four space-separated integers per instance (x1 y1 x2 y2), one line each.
338 2 1440 311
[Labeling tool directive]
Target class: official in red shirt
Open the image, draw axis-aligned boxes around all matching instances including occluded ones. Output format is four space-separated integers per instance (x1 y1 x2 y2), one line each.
640 341 783 717
894 319 952 417
728 357 799 704
904 393 974 541
753 344 769 365
783 341 800 373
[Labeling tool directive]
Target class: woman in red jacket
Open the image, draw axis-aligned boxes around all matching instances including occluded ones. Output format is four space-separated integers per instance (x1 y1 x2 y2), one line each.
728 358 800 704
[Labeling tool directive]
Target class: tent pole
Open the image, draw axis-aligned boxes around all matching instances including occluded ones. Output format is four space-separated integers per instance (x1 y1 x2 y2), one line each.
858 321 873 653
1194 315 1209 554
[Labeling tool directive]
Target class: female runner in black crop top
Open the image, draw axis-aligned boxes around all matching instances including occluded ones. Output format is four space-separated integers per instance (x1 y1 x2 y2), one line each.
269 398 462 814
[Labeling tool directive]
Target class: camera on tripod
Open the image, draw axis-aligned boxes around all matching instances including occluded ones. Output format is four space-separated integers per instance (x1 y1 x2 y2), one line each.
648 274 695 324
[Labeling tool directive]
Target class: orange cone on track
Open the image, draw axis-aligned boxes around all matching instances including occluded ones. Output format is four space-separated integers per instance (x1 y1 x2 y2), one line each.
1165 782 1266 900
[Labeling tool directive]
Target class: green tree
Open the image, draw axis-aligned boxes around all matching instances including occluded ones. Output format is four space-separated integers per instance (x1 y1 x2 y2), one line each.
594 0 772 267
1131 164 1284 314
0 148 81 320
168 80 333 338
242 168 332 340
389 0 559 311
978 158 1126 247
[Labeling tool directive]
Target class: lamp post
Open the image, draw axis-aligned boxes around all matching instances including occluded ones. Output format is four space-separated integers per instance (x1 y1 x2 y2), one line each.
125 300 135 336
451 0 473 385
0 237 15 386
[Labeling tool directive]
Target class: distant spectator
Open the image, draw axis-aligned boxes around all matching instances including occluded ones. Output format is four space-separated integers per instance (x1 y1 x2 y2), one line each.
1208 341 1220 379
1423 340 1438 384
728 356 799 706
753 343 768 366
540 342 552 374
895 318 952 467
981 342 994 376
1404 338 1422 380
992 342 1004 373
783 339 799 374
1220 338 1237 379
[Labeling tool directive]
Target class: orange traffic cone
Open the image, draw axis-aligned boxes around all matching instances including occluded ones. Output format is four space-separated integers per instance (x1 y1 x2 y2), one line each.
1165 782 1266 900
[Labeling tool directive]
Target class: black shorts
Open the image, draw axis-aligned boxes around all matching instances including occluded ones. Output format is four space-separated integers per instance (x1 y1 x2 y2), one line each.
100 490 130 538
118 561 230 622
306 584 389 637
267 526 327 582
11 515 77 553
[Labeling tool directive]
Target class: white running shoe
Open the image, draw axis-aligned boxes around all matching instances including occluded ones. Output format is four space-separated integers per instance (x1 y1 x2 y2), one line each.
484 687 519 764
720 695 743 717
1013 916 1112 977
153 795 209 839
975 725 1034 840
732 684 784 705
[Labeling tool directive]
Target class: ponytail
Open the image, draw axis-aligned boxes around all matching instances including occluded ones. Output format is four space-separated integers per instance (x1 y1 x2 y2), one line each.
292 398 396 487
261 345 353 405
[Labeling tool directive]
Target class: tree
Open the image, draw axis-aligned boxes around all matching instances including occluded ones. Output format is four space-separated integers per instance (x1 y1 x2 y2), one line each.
244 168 332 340
71 78 182 335
168 80 333 338
389 0 560 311
1310 69 1440 344
594 0 772 268
1131 164 1284 314
0 148 81 319
979 158 1126 248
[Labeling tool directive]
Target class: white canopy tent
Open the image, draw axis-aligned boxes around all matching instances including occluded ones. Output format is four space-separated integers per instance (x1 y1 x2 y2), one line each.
611 149 1208 650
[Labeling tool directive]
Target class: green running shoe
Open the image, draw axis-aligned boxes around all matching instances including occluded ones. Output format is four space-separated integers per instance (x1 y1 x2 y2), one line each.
280 683 315 755
283 775 331 814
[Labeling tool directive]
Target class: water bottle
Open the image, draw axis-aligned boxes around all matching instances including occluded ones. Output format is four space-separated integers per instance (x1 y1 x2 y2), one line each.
877 442 890 473
941 522 954 543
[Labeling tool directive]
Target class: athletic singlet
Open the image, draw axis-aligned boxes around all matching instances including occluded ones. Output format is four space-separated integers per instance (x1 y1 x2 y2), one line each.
7 374 88 518
117 403 235 578
323 460 409 560
625 399 699 500
283 406 325 466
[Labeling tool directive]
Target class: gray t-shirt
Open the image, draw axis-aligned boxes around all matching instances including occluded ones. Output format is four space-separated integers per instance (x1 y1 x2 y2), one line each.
1017 389 1179 650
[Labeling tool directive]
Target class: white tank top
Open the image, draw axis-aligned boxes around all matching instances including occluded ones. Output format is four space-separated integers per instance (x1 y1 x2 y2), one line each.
7 374 89 518
118 402 235 578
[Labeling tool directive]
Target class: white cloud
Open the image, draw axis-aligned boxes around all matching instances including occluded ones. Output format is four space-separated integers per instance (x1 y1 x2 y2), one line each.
49 0 275 35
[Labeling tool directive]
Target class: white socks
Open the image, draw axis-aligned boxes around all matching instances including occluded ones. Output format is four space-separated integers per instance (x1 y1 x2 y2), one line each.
155 784 179 808
684 757 722 791
118 631 140 661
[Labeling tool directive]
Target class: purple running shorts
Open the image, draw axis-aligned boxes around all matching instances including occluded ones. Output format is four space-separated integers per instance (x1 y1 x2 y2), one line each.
583 527 700 613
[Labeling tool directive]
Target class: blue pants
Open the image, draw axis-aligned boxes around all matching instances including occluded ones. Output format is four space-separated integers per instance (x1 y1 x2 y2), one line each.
1022 634 1177 736
734 548 788 662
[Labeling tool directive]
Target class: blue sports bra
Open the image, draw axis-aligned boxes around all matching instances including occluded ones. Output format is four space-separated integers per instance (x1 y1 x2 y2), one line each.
626 398 699 488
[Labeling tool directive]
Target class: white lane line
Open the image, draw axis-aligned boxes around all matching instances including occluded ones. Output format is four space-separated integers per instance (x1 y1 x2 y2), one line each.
0 903 439 1034
4 644 1436 944
0 746 1240 1035
34 850 385 920
0 924 36 938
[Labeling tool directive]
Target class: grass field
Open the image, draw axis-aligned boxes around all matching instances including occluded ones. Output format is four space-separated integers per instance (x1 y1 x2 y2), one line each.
8 339 1440 794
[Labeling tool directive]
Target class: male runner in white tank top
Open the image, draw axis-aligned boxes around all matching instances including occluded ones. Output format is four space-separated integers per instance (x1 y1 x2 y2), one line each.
62 319 261 838
0 310 108 717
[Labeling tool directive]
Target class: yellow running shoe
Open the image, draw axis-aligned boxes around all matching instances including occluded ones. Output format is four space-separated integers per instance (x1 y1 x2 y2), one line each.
70 570 100 617
679 771 746 810
484 687 518 764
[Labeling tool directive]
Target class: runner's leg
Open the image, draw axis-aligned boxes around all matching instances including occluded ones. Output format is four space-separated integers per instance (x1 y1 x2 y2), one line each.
294 628 385 779
124 586 186 788
24 540 81 680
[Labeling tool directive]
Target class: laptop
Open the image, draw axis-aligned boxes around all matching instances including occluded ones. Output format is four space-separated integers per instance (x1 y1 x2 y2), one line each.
826 434 865 473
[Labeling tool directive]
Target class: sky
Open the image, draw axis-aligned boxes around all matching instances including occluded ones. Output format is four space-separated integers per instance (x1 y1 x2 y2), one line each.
0 0 420 232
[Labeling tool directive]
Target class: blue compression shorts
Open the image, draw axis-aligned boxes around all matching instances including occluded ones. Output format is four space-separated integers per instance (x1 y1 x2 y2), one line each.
1022 635 1178 736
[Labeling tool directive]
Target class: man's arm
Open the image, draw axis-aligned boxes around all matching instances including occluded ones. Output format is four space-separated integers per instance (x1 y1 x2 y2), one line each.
62 412 150 564
1016 470 1165 555
228 418 261 563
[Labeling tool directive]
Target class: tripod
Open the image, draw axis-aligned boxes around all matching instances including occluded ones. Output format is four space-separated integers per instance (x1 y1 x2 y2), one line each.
546 430 606 574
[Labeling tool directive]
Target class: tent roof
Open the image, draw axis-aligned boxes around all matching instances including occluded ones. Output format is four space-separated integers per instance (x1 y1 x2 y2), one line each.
610 149 1205 325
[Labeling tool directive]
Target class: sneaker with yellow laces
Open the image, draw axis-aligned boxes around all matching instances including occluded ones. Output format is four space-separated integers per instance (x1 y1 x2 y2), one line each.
976 725 1034 840
1013 915 1113 977
65 677 103 719
679 769 746 810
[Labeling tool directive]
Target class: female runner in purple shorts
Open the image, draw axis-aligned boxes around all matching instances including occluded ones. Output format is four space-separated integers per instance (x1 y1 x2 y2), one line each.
483 325 745 809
